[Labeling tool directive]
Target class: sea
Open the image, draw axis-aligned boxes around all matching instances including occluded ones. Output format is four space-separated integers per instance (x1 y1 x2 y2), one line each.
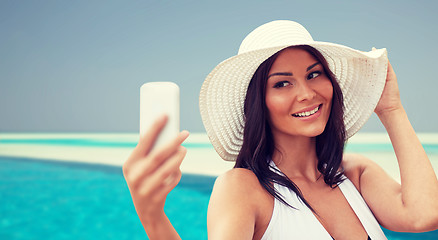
0 133 437 239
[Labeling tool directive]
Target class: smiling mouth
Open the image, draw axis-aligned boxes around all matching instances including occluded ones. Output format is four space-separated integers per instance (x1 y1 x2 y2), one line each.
292 105 321 117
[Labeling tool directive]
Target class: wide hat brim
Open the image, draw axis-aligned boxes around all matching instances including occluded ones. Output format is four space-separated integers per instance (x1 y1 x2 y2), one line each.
199 21 388 161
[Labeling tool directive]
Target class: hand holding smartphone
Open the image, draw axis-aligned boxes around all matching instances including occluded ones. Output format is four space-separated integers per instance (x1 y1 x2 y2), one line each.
140 82 180 150
124 82 186 239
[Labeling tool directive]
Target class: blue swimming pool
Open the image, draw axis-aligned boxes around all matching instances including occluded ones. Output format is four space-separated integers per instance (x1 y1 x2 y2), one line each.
1 156 437 239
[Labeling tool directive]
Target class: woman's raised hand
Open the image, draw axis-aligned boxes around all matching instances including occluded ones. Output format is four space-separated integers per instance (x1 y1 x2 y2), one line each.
362 52 438 232
374 57 403 117
123 114 188 239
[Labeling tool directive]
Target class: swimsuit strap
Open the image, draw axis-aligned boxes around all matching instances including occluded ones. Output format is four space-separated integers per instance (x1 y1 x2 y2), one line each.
338 179 387 240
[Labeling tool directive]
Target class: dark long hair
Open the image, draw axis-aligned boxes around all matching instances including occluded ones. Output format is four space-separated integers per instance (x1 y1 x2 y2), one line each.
235 45 346 211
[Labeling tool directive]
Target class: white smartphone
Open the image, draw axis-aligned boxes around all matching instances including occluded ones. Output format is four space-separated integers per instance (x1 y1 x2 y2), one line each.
140 82 180 150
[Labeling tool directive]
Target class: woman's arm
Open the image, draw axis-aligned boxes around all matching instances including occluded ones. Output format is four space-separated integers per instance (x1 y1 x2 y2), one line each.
207 168 268 240
349 61 438 232
123 115 189 240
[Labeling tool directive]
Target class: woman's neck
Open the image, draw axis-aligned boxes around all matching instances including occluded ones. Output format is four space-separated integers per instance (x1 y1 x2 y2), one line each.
271 133 320 182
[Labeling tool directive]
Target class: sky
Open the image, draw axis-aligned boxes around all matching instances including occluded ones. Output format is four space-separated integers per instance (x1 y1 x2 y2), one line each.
1 0 437 133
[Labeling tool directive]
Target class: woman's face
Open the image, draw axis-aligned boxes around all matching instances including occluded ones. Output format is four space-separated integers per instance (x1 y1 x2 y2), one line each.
265 48 333 139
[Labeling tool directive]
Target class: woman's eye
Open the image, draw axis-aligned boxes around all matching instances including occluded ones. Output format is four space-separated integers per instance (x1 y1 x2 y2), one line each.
273 81 290 88
307 71 321 80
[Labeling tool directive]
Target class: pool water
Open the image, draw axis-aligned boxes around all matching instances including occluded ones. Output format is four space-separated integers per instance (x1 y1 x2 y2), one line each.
0 156 213 239
0 156 437 240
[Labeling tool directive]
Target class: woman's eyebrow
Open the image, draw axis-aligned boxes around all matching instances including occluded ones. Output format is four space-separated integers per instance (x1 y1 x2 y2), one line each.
267 72 292 79
307 62 320 71
267 62 321 79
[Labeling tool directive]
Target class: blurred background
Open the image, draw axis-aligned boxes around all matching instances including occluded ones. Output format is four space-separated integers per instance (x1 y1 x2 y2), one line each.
1 0 437 133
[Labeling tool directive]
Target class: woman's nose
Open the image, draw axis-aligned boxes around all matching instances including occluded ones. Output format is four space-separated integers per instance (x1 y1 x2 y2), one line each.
296 81 316 102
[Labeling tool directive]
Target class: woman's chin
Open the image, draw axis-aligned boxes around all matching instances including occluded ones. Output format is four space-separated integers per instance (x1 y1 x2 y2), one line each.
301 129 325 138
291 122 327 138
273 125 326 139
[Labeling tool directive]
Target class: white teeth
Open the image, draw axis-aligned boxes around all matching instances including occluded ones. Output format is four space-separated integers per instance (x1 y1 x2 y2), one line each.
293 105 320 117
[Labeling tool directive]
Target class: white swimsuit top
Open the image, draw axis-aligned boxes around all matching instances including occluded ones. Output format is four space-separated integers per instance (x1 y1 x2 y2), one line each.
261 166 387 240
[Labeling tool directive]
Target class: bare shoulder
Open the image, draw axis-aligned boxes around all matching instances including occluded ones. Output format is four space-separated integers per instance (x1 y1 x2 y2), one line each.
212 168 267 203
342 153 376 191
207 168 271 239
342 153 373 171
215 168 261 186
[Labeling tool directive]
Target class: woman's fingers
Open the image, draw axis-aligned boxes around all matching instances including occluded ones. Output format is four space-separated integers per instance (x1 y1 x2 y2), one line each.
147 130 189 169
154 170 183 200
387 61 396 82
374 57 402 116
137 146 187 197
127 114 168 165
122 114 189 226
126 130 189 184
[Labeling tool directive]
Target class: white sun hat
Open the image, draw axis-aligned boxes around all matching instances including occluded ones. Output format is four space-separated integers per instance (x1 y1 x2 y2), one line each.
199 20 388 161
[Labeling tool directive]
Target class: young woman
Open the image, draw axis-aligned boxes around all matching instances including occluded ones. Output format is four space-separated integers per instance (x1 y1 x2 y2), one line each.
123 21 438 240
